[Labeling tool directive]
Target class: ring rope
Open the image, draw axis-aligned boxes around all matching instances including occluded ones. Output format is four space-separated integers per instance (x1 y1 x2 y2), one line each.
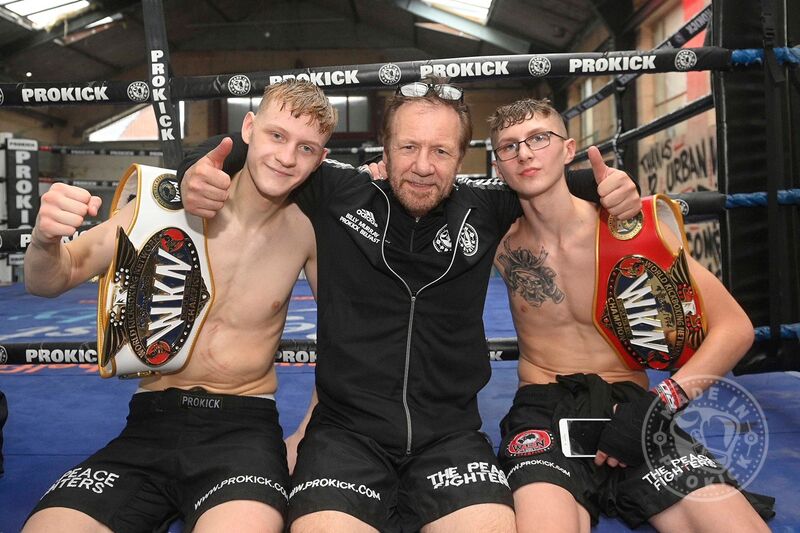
2 325 797 366
572 95 714 163
1 46 790 108
35 139 490 157
562 5 712 120
2 188 798 254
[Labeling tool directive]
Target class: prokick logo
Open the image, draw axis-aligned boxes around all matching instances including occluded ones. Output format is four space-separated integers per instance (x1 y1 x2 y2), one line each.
420 60 509 79
569 55 656 73
641 375 769 501
21 86 109 103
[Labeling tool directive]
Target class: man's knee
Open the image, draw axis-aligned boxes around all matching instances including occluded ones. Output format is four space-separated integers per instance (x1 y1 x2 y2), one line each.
23 507 112 533
193 500 284 533
291 510 379 533
514 483 590 533
650 484 769 532
422 503 515 533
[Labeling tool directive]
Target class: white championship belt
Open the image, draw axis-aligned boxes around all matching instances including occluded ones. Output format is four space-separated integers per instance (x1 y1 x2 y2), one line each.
96 164 214 378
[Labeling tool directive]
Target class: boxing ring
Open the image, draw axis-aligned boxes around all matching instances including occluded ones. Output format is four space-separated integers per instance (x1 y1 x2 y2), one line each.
1 0 799 530
1 280 799 531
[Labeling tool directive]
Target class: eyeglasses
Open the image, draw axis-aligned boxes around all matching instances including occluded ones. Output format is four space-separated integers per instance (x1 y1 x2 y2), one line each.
493 130 567 161
396 82 464 102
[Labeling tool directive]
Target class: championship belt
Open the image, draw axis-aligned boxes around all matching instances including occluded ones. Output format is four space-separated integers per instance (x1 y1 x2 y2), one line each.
594 194 706 370
96 164 214 378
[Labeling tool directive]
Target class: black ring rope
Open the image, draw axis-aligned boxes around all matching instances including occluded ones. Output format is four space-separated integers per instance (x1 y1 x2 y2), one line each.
562 5 712 121
571 95 715 164
2 185 798 254
2 46 795 108
1 326 797 366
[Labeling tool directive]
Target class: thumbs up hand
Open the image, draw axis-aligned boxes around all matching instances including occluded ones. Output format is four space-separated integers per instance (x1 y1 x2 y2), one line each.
588 146 641 220
181 137 234 218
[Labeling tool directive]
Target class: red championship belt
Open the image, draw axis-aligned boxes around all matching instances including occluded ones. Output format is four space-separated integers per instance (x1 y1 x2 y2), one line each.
593 195 706 370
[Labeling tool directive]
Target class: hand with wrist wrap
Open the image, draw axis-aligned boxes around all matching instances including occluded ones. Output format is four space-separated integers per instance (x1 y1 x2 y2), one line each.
596 378 689 467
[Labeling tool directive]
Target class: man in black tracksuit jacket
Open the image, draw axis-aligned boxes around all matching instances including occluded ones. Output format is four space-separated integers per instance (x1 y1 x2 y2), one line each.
178 86 639 532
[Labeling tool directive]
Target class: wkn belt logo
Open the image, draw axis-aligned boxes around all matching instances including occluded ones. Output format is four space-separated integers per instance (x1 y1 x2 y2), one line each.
101 227 210 369
4 138 40 228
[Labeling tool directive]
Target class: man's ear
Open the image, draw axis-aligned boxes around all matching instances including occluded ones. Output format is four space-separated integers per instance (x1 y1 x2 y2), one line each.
563 137 576 165
492 160 505 181
314 148 330 169
242 111 256 145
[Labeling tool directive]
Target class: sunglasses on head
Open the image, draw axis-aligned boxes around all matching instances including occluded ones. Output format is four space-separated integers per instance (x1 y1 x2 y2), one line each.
396 82 464 102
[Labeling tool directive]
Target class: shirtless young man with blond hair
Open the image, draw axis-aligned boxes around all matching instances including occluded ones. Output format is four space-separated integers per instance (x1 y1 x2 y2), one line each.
22 79 335 533
489 98 773 532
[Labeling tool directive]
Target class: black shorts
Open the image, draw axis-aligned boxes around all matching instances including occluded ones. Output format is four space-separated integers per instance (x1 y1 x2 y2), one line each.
289 423 514 532
498 374 771 528
28 388 290 532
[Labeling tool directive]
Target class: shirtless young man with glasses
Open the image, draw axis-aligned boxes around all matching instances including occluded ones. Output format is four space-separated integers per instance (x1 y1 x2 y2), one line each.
177 80 641 532
489 98 773 532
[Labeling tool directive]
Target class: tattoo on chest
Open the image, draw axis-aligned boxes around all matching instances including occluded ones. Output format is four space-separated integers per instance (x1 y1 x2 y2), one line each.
498 238 565 307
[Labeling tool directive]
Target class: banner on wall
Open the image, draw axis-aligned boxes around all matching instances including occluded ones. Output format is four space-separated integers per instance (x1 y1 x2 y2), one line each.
4 138 40 229
638 117 721 277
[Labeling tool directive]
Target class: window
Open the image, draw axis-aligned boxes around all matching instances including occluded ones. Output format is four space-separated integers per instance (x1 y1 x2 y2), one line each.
422 0 494 24
652 7 688 116
329 96 369 133
88 102 186 142
0 0 90 30
579 79 595 146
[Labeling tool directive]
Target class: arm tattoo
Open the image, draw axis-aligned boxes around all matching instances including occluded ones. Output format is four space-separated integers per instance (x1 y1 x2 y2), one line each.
497 238 565 307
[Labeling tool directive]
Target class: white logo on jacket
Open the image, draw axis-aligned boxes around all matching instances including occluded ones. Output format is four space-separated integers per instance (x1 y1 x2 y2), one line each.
433 224 479 256
356 209 377 227
340 212 380 243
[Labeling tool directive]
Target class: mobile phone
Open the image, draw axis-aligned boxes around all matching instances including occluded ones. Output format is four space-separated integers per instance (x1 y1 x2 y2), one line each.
558 418 611 458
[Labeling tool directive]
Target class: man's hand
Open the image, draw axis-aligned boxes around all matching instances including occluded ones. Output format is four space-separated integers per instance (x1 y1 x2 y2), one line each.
365 160 387 180
181 136 234 218
589 146 641 220
33 183 101 245
595 393 671 468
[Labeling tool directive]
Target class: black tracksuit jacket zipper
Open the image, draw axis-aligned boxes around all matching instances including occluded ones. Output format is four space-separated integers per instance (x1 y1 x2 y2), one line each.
372 182 472 454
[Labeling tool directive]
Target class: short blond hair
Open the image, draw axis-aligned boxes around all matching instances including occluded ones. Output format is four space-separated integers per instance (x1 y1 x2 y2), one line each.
488 98 567 143
259 79 338 138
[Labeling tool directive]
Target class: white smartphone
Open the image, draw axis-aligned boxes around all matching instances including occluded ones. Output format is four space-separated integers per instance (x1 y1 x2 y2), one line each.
558 418 611 458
